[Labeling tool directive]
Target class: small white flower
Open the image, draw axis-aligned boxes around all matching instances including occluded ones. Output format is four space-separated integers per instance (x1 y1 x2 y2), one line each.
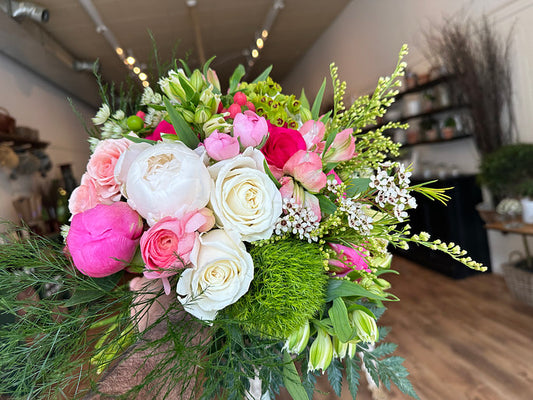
92 104 110 125
112 110 125 120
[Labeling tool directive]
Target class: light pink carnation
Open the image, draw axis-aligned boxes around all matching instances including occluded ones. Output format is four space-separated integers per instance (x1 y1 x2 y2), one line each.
140 210 212 294
283 150 327 193
86 138 131 203
233 111 268 148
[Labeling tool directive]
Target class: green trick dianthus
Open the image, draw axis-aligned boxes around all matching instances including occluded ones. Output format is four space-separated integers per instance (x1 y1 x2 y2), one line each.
226 238 328 339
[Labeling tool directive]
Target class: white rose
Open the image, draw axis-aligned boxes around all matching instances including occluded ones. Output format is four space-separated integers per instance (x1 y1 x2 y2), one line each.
124 141 212 225
176 229 254 321
208 147 282 241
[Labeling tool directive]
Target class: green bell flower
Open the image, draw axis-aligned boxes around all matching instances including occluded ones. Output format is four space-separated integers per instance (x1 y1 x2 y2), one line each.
350 310 379 343
308 326 333 373
194 106 212 124
284 320 310 355
332 335 348 360
190 69 205 92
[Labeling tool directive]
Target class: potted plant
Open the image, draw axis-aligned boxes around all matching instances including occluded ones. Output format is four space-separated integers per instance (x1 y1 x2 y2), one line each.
441 116 456 140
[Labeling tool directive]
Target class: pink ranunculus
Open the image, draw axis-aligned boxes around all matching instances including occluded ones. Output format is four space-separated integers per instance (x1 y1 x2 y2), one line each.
299 120 325 152
68 173 102 216
135 111 146 120
86 138 131 203
261 122 306 171
283 150 327 193
233 110 269 148
140 211 209 294
204 130 240 161
280 176 322 221
145 120 176 141
66 202 143 278
328 243 371 277
323 128 356 163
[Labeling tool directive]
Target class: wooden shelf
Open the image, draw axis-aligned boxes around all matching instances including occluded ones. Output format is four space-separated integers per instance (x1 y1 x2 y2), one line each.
395 74 455 101
0 131 49 149
401 133 472 148
485 221 533 235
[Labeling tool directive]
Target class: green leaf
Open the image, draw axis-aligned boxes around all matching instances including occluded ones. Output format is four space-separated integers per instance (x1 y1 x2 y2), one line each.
163 97 200 149
252 65 273 83
323 162 338 173
326 279 398 302
319 110 332 123
64 274 121 307
300 88 310 110
346 304 376 319
345 178 371 197
161 134 179 141
345 356 361 400
122 134 155 144
371 342 398 358
326 358 343 397
179 59 192 77
282 351 308 400
322 129 338 157
177 73 196 100
317 194 337 216
329 298 357 342
229 64 246 94
311 78 327 120
202 55 217 77
377 356 420 399
263 160 282 189
64 289 104 307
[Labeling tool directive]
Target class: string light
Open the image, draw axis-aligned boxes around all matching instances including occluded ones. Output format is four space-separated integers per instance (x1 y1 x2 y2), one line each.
251 49 259 58
115 47 123 55
142 81 149 87
262 29 268 38
256 38 264 49
126 56 135 65
133 66 140 74
138 72 147 81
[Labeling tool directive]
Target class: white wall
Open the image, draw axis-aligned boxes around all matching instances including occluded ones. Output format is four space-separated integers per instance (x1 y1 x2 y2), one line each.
0 53 94 225
283 0 533 273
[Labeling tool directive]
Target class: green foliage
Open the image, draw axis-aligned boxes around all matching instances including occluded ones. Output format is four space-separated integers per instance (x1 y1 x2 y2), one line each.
478 143 533 198
326 358 343 396
345 356 361 400
227 239 328 339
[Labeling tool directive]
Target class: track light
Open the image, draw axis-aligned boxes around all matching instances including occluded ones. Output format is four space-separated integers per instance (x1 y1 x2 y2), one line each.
10 1 49 23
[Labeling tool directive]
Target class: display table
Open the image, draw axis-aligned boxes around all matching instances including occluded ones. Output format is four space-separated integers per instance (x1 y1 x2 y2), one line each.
485 220 533 259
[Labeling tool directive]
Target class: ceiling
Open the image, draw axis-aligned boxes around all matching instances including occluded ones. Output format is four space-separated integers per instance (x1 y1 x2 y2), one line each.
1 0 350 107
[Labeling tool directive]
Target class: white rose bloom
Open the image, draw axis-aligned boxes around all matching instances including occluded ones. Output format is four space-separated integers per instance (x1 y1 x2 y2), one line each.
124 141 212 225
208 147 282 242
177 229 254 321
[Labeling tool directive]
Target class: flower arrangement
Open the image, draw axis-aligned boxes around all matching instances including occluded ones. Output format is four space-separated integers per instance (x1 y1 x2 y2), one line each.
0 45 486 400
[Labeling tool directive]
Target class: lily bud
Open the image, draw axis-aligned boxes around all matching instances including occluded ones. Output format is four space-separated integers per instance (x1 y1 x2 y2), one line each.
299 106 312 123
180 109 195 123
284 320 310 355
199 89 219 114
203 116 232 135
350 310 379 343
190 69 205 92
194 106 212 124
332 335 348 360
347 341 357 358
206 68 221 92
308 326 333 373
159 71 187 102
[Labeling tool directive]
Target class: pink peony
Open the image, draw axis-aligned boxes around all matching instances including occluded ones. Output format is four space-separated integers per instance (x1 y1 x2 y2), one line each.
283 150 327 193
140 210 212 293
280 176 321 221
86 138 130 203
261 122 306 172
233 111 268 148
145 120 176 141
323 128 356 163
66 202 143 278
299 120 325 152
328 243 371 277
68 173 102 216
204 131 240 161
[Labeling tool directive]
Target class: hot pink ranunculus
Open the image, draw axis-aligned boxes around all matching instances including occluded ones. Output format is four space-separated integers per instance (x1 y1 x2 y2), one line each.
279 176 321 221
283 150 327 193
261 122 306 171
140 210 212 293
204 131 240 161
233 110 268 148
328 243 371 277
299 120 325 153
68 173 102 216
86 138 131 203
66 202 143 278
145 120 176 141
323 128 356 163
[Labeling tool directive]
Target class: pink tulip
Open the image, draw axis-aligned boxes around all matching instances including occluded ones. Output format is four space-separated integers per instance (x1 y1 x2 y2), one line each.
66 202 144 278
280 176 321 221
145 120 176 141
328 243 371 277
204 131 240 161
283 150 327 193
299 120 325 152
233 110 268 148
323 128 356 163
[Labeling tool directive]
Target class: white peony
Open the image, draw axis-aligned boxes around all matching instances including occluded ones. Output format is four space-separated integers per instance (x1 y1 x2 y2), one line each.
123 141 212 225
176 229 254 321
208 147 282 242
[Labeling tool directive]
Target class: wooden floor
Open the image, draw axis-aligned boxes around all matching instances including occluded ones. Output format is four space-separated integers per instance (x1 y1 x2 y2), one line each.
281 256 533 400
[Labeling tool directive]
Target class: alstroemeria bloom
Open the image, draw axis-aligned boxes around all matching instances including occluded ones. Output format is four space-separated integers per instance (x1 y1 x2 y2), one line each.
283 150 327 193
323 128 356 163
124 141 212 225
204 131 240 161
279 176 321 222
328 243 371 277
299 120 325 153
233 111 268 148
66 202 143 278
141 210 213 294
